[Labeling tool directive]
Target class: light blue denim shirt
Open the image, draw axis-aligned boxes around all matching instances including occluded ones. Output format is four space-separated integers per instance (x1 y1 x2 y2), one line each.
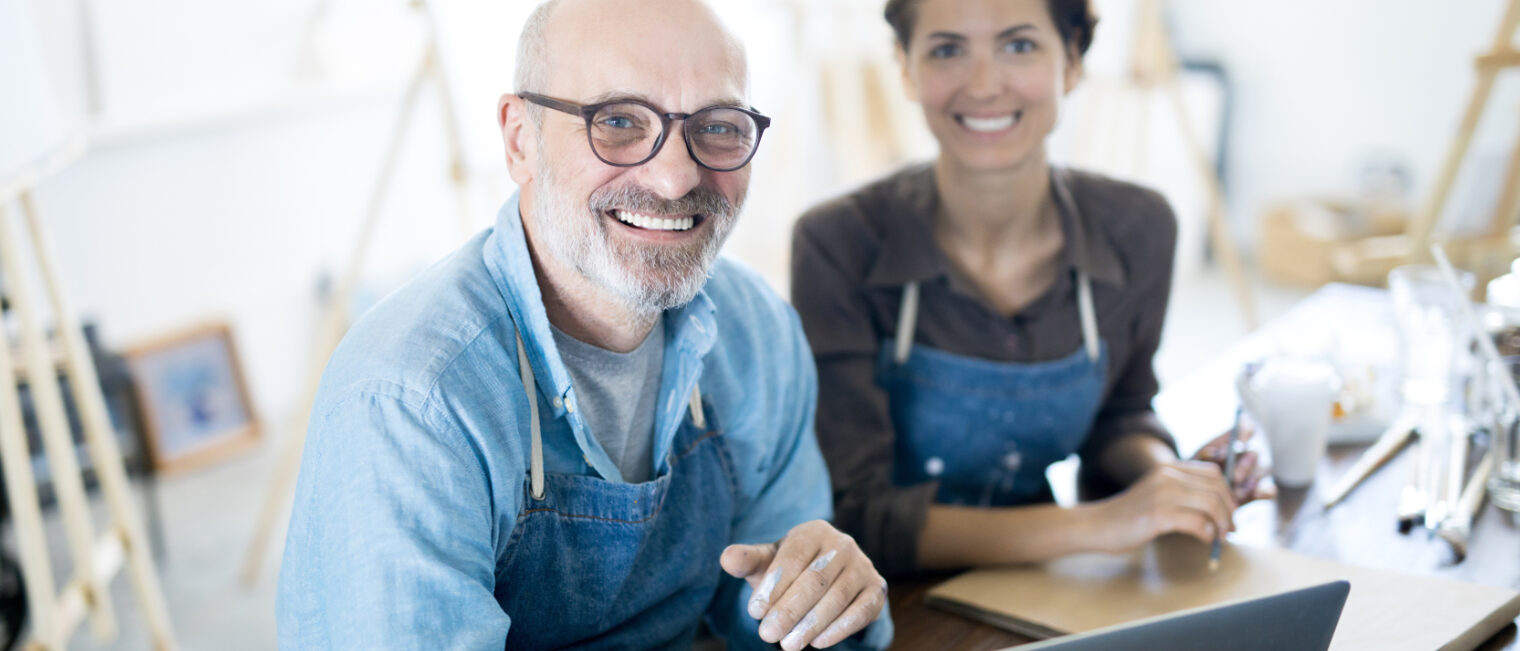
277 195 892 649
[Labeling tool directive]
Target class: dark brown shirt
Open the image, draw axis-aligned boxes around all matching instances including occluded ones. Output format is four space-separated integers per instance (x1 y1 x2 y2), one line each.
791 163 1178 577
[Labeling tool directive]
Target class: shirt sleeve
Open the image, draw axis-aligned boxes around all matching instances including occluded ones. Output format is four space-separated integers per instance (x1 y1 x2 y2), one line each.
1077 190 1180 493
790 213 938 579
705 304 893 650
277 387 511 650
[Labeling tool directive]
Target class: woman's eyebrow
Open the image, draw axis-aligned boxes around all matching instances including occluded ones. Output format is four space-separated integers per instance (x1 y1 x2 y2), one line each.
925 23 1037 42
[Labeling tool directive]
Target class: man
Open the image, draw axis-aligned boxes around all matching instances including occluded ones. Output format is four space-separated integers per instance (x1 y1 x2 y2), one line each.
276 0 892 649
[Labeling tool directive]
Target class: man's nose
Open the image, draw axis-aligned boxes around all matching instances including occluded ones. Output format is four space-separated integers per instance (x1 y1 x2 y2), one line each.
634 130 703 202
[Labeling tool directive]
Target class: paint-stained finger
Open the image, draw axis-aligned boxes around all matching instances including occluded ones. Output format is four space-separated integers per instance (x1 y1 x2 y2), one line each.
745 527 822 621
721 542 779 587
809 574 888 648
777 561 862 651
756 544 845 641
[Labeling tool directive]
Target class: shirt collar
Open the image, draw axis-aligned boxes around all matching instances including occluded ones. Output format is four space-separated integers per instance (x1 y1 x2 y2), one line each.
864 164 1127 289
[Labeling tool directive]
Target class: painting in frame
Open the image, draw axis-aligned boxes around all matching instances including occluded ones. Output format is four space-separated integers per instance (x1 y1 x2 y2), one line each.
123 321 260 474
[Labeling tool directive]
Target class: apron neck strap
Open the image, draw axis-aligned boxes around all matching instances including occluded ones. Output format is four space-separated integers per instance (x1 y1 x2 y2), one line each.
1075 270 1099 362
515 322 705 499
892 281 921 365
894 271 1100 365
516 328 546 501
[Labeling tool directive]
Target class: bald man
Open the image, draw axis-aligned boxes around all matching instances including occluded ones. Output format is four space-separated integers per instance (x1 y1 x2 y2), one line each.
275 1 892 649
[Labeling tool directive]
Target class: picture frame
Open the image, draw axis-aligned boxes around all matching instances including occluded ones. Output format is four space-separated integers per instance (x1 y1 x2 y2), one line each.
123 321 260 474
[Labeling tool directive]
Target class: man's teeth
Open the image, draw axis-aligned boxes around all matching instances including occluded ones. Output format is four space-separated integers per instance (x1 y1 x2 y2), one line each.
614 210 695 231
962 115 1016 132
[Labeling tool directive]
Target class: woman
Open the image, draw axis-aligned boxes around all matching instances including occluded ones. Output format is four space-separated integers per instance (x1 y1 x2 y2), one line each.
791 0 1268 578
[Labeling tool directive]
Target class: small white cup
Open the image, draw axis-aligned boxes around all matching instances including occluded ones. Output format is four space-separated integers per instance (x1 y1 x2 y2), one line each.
1237 359 1342 487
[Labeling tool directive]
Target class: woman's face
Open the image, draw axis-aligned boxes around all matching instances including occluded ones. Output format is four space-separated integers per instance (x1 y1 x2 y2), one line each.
900 0 1082 173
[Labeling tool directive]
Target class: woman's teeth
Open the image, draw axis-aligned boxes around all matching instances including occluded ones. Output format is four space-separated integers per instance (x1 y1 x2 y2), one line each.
614 210 695 232
961 114 1016 132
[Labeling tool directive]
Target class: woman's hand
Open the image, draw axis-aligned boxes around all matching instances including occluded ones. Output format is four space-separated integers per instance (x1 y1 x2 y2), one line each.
1191 425 1276 504
1091 459 1237 553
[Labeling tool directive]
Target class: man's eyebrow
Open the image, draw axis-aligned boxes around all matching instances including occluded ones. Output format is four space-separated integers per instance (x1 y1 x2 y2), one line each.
586 90 749 111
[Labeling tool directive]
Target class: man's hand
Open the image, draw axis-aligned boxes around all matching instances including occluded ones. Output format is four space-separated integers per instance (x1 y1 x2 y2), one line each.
720 520 886 650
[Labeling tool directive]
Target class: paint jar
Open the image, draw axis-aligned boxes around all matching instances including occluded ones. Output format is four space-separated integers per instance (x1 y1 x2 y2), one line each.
1491 359 1520 512
1388 265 1474 409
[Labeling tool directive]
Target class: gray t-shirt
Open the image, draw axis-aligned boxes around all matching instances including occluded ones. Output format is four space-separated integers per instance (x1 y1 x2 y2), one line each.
550 319 664 483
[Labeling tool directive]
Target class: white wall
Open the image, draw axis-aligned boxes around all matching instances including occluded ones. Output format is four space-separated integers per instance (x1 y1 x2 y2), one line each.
10 0 1520 454
1167 0 1517 238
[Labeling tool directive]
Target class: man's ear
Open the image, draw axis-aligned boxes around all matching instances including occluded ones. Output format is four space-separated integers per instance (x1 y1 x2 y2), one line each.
499 93 536 185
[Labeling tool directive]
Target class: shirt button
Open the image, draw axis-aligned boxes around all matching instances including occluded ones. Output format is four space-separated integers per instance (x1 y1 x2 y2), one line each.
565 399 576 414
552 397 563 408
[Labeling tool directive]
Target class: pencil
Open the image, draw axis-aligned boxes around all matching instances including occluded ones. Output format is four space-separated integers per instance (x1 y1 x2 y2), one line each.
1209 406 1243 573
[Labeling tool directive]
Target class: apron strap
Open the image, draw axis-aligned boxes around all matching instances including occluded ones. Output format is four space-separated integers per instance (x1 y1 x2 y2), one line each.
515 322 707 497
516 329 546 501
894 272 1100 365
688 383 706 430
1076 270 1099 363
893 281 921 365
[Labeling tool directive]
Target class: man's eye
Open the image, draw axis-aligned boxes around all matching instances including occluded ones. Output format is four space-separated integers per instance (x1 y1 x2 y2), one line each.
700 122 736 136
601 115 637 129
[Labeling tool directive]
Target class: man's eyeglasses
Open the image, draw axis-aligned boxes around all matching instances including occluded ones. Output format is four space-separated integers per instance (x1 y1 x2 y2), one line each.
518 92 771 172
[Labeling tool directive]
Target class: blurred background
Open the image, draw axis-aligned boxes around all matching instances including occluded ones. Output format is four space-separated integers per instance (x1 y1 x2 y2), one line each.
2 0 1518 648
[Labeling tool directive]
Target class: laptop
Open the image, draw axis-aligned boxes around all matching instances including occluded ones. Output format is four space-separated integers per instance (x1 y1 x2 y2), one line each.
1009 580 1350 651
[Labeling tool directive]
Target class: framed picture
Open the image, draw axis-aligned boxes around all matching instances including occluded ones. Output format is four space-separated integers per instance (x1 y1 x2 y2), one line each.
123 321 260 474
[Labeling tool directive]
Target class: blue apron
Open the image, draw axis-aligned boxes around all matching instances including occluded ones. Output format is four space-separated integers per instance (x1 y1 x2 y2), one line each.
497 329 736 649
876 272 1108 506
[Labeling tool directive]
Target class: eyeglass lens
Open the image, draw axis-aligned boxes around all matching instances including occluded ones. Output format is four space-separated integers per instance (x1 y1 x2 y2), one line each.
589 102 759 169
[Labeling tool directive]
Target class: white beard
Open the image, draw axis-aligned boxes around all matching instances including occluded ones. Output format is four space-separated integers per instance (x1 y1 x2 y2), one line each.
530 159 741 317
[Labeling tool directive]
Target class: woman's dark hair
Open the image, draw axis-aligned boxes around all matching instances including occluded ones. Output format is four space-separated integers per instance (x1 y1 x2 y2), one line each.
884 0 1097 57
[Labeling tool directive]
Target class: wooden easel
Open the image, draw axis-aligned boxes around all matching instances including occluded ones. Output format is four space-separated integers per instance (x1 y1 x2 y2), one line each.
1332 0 1520 287
0 140 177 650
1070 0 1258 328
240 0 475 586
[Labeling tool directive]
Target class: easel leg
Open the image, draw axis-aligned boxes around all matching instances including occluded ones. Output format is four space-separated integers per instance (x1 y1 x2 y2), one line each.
17 191 177 649
241 46 432 587
1163 76 1258 329
0 203 59 650
1406 0 1520 259
0 195 117 641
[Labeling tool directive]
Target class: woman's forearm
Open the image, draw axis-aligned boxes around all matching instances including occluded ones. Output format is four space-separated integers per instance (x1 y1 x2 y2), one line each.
915 501 1111 569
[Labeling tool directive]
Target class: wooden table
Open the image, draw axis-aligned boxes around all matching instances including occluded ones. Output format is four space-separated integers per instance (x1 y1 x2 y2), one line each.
887 284 1520 650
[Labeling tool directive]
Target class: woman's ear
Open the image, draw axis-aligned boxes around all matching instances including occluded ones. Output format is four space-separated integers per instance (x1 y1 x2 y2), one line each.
1063 45 1085 94
499 93 536 185
897 45 920 103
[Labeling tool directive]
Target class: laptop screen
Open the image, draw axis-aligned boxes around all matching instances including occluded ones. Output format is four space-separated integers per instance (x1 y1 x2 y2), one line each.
1009 581 1350 651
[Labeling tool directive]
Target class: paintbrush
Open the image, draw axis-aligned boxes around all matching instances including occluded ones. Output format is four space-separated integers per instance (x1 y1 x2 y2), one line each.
1437 451 1494 562
1397 439 1426 534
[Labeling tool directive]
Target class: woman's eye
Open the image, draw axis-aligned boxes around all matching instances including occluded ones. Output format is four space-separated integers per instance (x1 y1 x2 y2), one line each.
929 43 961 59
1004 39 1036 54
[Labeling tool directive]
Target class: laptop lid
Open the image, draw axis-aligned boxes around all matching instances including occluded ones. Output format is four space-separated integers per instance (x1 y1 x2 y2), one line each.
1009 580 1350 651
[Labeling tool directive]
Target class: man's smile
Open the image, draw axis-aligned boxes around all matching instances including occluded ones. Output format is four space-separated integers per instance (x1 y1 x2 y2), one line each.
609 209 705 233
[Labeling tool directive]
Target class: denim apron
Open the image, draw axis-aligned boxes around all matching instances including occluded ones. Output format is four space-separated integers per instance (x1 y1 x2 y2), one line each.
876 271 1108 506
497 328 736 649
